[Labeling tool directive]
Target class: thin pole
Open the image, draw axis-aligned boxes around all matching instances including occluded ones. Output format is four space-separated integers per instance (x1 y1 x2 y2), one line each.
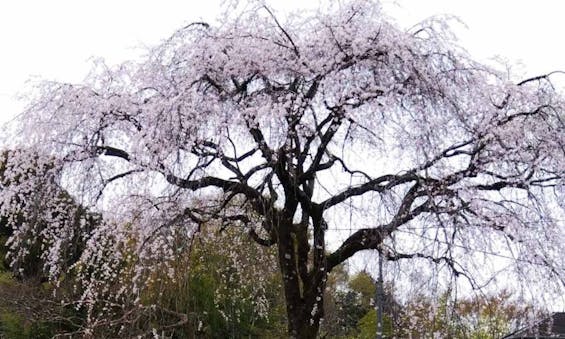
376 251 384 339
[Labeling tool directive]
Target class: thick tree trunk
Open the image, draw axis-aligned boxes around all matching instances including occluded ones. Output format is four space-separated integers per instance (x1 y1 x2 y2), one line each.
275 217 327 339
284 286 324 339
288 312 320 339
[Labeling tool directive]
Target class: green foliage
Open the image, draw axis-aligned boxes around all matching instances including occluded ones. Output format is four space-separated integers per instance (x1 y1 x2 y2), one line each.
356 309 395 339
0 271 11 284
137 226 287 338
323 272 534 339
320 270 377 338
348 271 375 308
452 290 529 339
0 312 26 339
0 227 85 338
393 289 535 338
0 311 53 339
0 274 58 339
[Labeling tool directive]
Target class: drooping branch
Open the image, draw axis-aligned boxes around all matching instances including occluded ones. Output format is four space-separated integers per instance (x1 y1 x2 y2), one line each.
248 124 274 163
95 145 269 213
262 5 300 58
96 146 131 161
302 110 343 181
383 251 477 286
95 168 145 201
326 184 429 271
473 181 529 191
298 110 334 170
517 71 565 86
248 228 276 247
165 175 265 204
320 173 418 210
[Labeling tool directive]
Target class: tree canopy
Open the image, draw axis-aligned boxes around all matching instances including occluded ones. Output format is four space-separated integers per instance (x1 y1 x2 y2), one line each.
1 1 564 337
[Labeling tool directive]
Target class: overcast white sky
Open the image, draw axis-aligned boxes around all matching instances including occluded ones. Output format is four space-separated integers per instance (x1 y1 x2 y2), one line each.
1 0 565 122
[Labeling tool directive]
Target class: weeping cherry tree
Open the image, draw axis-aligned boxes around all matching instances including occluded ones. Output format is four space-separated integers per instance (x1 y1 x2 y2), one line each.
1 1 564 337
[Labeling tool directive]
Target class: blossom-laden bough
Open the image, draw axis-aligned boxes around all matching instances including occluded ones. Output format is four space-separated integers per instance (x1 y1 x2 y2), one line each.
1 1 564 337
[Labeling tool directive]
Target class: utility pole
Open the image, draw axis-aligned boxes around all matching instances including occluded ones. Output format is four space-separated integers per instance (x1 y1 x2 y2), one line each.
376 250 384 339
